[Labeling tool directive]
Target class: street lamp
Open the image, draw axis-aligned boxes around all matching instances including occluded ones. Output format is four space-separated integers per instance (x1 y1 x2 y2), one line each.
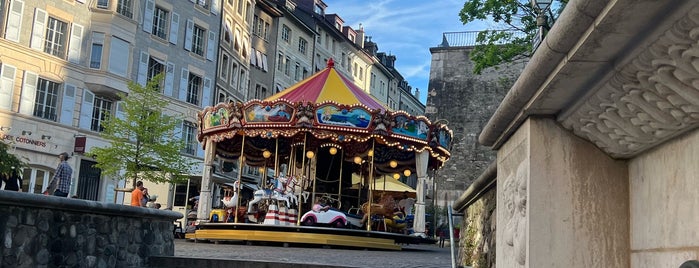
531 0 553 28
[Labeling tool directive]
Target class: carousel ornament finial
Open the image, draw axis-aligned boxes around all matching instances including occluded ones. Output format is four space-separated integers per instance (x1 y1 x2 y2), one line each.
327 58 335 68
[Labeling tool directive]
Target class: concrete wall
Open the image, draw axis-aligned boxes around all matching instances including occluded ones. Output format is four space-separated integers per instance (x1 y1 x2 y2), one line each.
497 118 629 268
0 191 182 268
629 128 699 267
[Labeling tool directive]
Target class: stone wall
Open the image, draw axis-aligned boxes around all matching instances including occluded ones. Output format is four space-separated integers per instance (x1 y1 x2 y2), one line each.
427 45 524 196
0 191 182 268
462 189 496 268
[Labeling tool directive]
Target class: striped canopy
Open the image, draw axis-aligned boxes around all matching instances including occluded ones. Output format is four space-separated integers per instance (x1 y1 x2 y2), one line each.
265 59 387 111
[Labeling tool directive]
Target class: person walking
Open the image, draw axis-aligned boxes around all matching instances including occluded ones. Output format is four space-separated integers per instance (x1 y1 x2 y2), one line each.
131 181 146 207
44 152 73 197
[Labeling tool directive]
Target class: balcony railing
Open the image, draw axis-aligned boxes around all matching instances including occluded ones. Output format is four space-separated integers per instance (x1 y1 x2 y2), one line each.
438 30 525 48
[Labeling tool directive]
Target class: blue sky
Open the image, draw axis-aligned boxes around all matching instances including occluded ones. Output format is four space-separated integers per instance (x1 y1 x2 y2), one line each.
323 0 486 104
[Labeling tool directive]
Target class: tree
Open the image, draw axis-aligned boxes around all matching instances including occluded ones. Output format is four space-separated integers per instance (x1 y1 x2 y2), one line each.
459 0 568 74
0 141 26 176
90 74 195 189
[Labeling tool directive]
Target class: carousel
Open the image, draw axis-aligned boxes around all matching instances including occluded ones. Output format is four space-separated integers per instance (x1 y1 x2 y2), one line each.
186 59 452 250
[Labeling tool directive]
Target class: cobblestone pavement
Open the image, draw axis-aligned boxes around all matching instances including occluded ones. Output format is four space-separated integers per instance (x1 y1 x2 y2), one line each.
174 239 454 268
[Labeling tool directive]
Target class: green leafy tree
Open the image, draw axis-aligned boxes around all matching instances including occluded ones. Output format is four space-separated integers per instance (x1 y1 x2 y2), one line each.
90 74 195 189
459 0 568 74
0 141 26 176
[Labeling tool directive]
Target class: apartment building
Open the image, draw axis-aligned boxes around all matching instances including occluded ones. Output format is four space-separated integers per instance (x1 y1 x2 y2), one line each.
271 0 315 93
216 0 254 103
248 0 281 100
0 0 220 205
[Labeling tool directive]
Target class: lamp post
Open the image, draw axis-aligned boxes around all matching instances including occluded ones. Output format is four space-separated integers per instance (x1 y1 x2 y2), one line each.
531 0 553 51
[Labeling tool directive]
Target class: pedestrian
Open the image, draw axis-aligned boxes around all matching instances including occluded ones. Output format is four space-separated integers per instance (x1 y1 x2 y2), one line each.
439 228 447 248
44 152 73 197
1 169 22 191
131 181 146 207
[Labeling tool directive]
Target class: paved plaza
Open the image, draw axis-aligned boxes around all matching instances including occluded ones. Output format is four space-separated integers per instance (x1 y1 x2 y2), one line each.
173 239 454 268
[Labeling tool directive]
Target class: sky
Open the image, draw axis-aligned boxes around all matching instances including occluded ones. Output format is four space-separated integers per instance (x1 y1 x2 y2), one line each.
323 0 486 104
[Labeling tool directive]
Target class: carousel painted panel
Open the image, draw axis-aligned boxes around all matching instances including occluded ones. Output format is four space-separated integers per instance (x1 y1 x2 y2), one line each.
243 102 295 125
390 114 429 141
315 104 372 129
201 104 235 133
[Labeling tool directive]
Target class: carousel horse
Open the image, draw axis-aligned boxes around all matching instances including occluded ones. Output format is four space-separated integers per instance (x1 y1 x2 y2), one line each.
285 175 310 204
248 176 294 213
360 194 399 228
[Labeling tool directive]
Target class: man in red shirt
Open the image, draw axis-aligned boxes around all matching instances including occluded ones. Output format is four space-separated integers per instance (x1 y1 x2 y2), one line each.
131 181 145 206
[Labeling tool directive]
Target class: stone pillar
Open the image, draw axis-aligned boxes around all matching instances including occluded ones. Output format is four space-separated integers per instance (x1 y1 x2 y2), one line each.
496 117 629 268
197 139 216 221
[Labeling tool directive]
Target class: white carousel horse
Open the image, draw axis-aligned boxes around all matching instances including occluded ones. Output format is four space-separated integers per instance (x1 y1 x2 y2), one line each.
248 176 294 213
221 180 240 208
284 175 310 205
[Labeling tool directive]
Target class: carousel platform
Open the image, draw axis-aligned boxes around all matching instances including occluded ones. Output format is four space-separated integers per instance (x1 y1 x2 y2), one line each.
184 223 436 251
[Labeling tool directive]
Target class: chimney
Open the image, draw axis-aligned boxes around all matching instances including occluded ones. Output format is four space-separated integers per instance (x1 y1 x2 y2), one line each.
356 23 365 48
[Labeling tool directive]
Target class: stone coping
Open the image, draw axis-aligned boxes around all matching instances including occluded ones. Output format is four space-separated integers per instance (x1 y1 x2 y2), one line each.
0 190 183 221
453 161 496 212
477 0 693 150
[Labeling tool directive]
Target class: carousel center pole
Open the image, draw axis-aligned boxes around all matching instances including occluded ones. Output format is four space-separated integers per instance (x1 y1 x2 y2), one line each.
366 139 375 231
274 138 279 177
297 132 308 226
234 135 246 223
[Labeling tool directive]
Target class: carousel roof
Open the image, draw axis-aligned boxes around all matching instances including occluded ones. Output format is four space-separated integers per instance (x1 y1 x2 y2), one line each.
265 59 387 111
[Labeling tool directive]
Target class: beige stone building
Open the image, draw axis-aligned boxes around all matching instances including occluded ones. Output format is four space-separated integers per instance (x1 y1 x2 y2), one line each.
456 0 699 267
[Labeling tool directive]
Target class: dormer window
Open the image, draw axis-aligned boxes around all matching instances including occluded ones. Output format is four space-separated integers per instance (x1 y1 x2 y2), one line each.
314 4 323 15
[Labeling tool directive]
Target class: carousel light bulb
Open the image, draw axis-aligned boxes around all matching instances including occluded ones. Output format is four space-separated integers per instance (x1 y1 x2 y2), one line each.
306 151 315 159
403 169 412 177
258 167 265 173
393 173 400 179
329 147 338 155
389 160 398 168
262 150 272 159
367 150 374 157
354 156 362 164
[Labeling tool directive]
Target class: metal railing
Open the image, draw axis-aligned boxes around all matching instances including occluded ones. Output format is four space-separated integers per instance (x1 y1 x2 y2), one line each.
438 30 525 48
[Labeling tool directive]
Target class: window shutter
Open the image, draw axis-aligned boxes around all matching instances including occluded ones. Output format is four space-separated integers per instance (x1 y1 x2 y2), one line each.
179 68 188 101
211 0 221 15
169 12 179 45
206 31 216 61
184 19 193 51
261 54 268 72
79 89 94 130
30 8 47 50
0 64 17 110
108 37 129 77
250 47 257 66
115 101 125 120
201 77 211 108
68 23 84 64
173 120 183 148
197 142 204 158
138 51 149 86
143 0 154 34
5 0 24 43
255 50 263 68
19 71 37 115
60 84 76 125
164 62 174 97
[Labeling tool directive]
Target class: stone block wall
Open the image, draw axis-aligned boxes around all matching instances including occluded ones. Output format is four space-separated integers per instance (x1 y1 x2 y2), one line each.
462 189 496 268
0 191 182 268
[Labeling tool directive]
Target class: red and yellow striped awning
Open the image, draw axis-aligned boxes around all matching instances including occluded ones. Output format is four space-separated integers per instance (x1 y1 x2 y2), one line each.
265 59 387 111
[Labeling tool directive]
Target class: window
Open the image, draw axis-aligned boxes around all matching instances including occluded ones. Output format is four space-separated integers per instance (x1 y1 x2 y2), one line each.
229 63 238 88
152 6 168 39
97 0 109 8
182 121 197 155
33 78 59 121
90 33 104 69
314 4 323 14
298 37 307 55
263 22 270 40
254 84 266 99
191 25 205 56
186 73 202 105
220 54 229 81
276 53 283 72
239 69 246 92
147 57 164 90
196 0 208 9
284 56 291 76
116 0 132 18
44 17 68 58
108 37 129 77
359 67 364 80
253 15 260 36
237 0 243 15
281 25 290 43
294 63 302 81
91 96 112 132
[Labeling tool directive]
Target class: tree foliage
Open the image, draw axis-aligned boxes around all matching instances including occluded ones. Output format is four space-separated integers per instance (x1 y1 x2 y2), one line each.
0 141 26 176
459 0 568 74
90 74 195 189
